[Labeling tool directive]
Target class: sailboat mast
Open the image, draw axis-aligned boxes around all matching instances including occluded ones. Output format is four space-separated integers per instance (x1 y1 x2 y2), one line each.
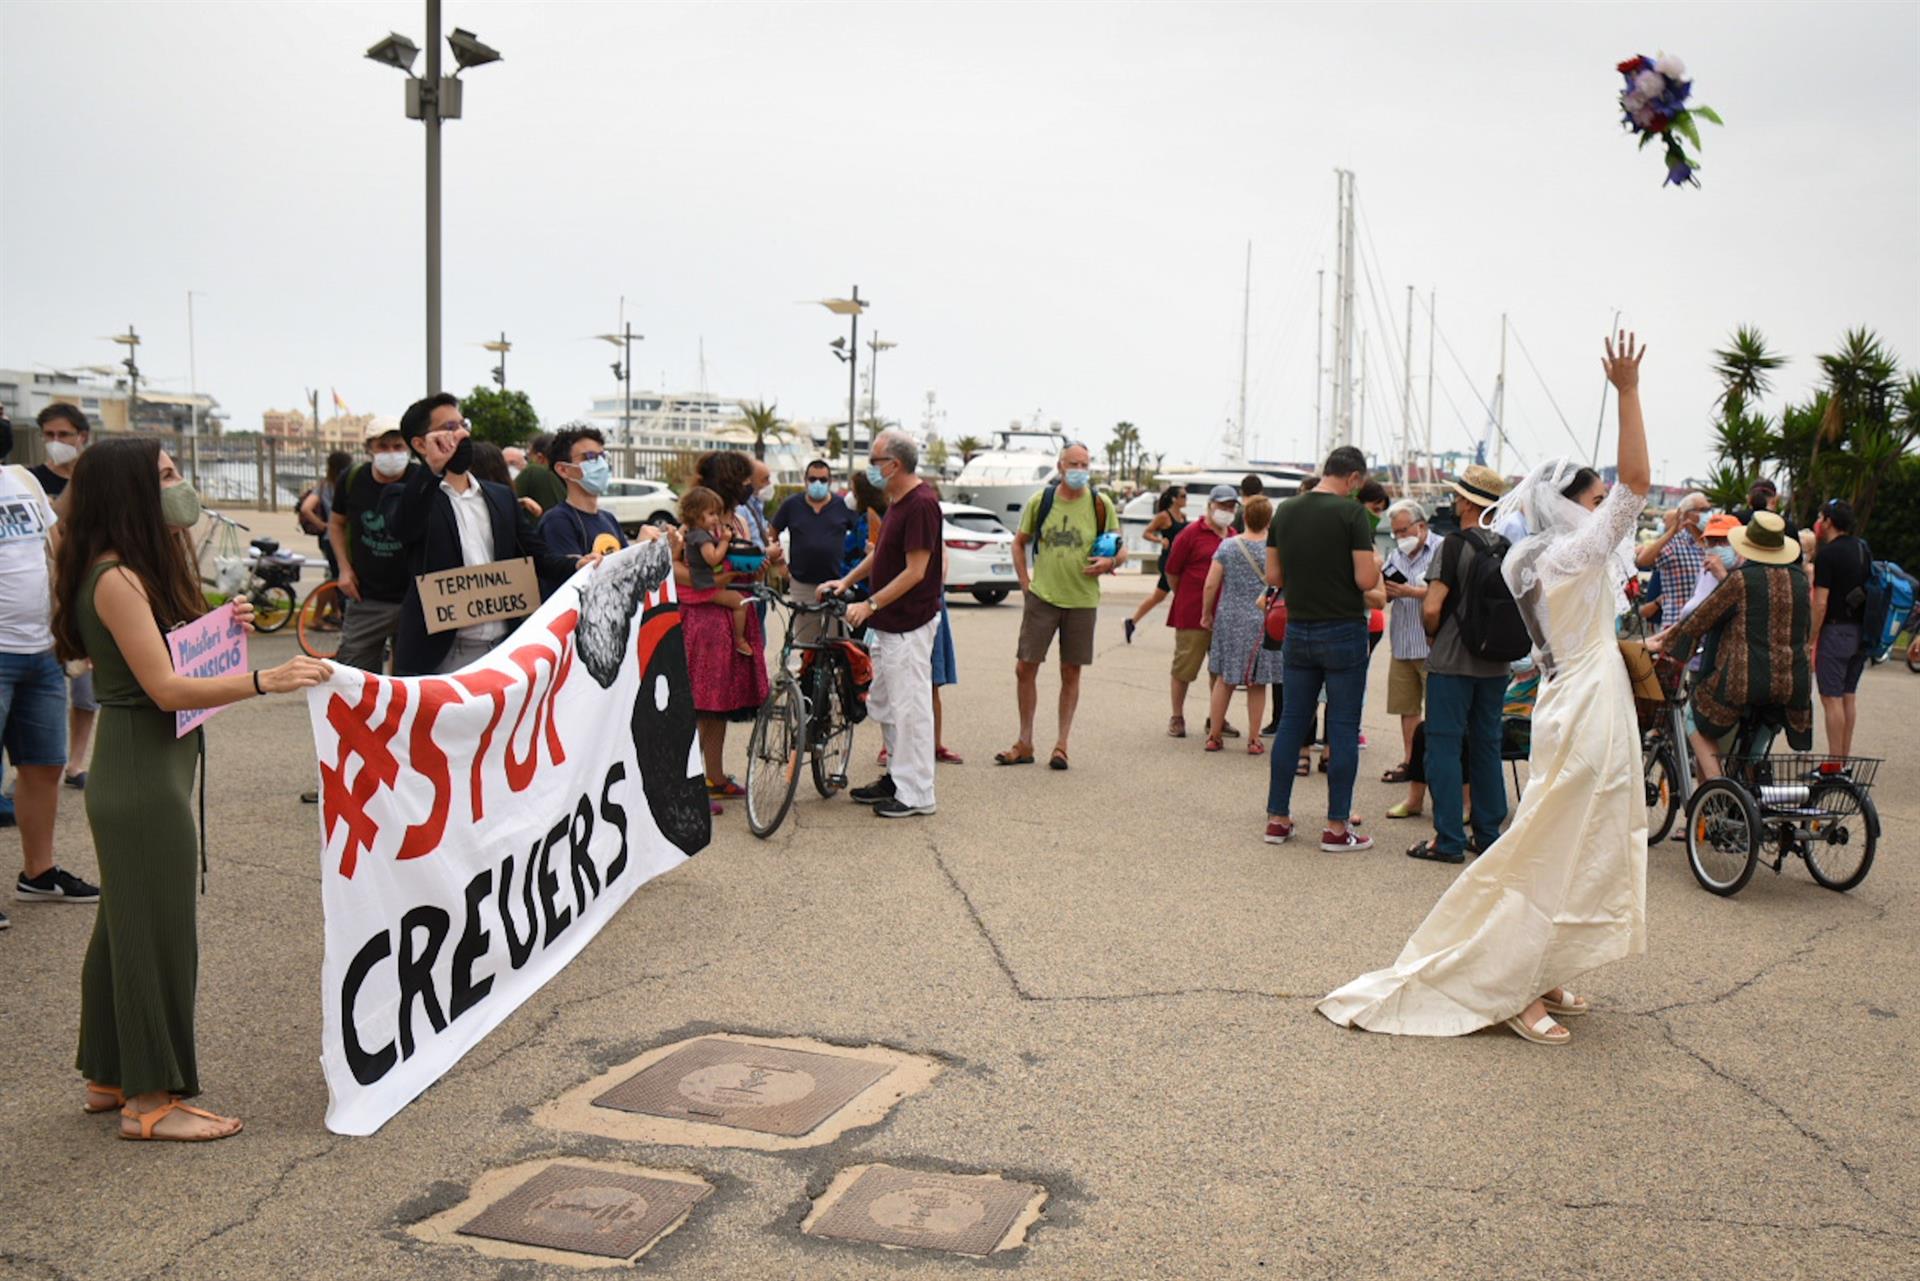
1424 289 1436 483
1236 240 1251 465
1401 284 1414 488
1330 169 1357 448
1494 313 1508 475
1314 268 1325 463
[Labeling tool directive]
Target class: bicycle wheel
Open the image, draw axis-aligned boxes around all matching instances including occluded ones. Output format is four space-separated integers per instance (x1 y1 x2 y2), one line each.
745 679 805 838
1644 743 1680 846
251 584 296 633
1685 778 1761 896
1804 783 1877 892
297 581 345 659
810 665 855 797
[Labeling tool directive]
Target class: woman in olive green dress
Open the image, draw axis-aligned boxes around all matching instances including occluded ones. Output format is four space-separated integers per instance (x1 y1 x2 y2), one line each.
52 438 330 1142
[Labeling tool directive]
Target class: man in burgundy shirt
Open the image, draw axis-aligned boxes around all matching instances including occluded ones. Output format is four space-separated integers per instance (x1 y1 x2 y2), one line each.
1164 485 1237 736
822 431 944 818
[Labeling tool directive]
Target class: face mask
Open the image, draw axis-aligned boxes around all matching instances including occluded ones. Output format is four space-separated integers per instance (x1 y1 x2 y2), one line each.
1209 508 1234 529
1711 546 1738 570
44 439 81 467
444 436 474 476
508 464 524 480
577 458 613 496
1397 535 1423 556
756 483 775 505
844 492 859 511
161 482 202 529
371 451 408 479
1064 468 1091 491
1365 510 1381 534
807 480 830 502
866 464 886 487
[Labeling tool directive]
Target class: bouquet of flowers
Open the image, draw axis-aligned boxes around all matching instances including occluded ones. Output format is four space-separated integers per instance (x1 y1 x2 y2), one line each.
1616 53 1722 187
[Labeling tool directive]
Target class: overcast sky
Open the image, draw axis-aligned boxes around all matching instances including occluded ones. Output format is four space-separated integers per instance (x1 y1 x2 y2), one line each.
3 1 1915 481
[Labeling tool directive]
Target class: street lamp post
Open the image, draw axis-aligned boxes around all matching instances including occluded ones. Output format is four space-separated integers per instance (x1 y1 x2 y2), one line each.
595 319 644 447
109 326 141 429
365 5 501 394
866 333 897 428
818 287 866 451
483 332 511 388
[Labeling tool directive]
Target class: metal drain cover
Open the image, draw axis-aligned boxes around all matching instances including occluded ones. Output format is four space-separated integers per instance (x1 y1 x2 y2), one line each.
456 1163 708 1260
592 1037 893 1137
805 1166 1043 1256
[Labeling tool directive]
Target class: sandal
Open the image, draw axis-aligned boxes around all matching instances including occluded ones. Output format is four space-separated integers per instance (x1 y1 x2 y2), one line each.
706 775 745 798
1049 747 1071 771
1295 755 1310 777
1385 801 1422 819
1504 1011 1571 1046
119 1099 244 1142
935 746 965 765
1542 988 1590 1017
1167 716 1187 739
1204 736 1224 753
1381 764 1411 784
1246 738 1266 756
83 1082 125 1114
994 743 1035 766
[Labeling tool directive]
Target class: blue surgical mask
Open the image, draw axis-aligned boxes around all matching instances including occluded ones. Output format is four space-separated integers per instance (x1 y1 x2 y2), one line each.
576 457 612 496
1064 468 1091 491
866 464 886 487
806 480 830 502
1711 546 1738 570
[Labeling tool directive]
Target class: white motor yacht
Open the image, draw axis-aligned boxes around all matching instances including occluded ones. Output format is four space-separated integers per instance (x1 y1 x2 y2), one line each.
953 428 1070 530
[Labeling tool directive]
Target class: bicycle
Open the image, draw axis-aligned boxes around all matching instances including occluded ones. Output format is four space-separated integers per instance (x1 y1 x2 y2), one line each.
195 509 302 632
1685 744 1880 897
742 585 864 838
297 580 348 658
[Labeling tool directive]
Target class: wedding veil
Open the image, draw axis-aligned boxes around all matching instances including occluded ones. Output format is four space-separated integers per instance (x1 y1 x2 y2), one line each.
1483 457 1630 676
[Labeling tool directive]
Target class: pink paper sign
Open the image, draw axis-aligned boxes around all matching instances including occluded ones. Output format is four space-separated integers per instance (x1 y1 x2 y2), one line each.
167 603 248 737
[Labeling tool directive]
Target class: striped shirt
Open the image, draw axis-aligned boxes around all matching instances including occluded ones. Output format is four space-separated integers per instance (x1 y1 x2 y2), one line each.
1384 529 1443 661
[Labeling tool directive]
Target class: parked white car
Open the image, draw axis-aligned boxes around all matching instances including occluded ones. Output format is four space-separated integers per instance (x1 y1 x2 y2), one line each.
597 478 681 533
942 501 1017 605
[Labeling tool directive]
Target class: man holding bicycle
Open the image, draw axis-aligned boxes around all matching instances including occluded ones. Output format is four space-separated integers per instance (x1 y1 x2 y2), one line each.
820 431 943 819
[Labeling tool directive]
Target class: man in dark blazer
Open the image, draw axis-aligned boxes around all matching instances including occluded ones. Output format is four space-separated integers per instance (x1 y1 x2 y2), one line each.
385 393 596 676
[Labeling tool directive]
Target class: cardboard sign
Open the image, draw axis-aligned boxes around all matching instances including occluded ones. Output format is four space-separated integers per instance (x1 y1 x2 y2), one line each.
167 603 248 738
417 557 539 635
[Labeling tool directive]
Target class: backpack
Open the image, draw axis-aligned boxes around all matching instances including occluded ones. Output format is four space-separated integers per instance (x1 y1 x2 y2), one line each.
1444 528 1533 663
1857 542 1901 658
1028 483 1109 551
296 486 329 535
1879 562 1916 657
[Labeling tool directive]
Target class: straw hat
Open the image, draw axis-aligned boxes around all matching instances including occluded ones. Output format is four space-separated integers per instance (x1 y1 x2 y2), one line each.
1449 464 1509 509
1728 510 1799 565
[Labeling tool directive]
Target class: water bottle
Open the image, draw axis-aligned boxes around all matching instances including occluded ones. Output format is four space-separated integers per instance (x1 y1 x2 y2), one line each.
1757 784 1809 807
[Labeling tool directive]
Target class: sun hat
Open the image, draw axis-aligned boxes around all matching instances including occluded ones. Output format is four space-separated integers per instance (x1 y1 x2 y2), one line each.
1208 484 1240 504
363 415 403 442
1727 510 1799 565
1702 513 1740 539
1449 464 1508 508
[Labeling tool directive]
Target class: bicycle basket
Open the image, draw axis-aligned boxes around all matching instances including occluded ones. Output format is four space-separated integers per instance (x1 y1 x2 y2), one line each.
1717 754 1882 818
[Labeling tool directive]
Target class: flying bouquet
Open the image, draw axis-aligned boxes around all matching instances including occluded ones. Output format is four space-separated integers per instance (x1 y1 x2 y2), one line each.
1617 53 1722 187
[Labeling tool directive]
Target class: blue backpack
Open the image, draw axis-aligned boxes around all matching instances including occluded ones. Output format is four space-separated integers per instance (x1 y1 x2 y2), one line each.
1868 557 1912 659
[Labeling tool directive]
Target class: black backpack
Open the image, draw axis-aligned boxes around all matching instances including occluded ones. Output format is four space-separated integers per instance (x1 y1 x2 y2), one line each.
1030 482 1109 537
1445 529 1533 663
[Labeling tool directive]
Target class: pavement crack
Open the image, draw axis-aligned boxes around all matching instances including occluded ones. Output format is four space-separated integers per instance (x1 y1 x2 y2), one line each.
141 1137 345 1279
1556 1200 1919 1243
459 959 716 1074
0 1250 79 1281
929 840 1307 1004
1627 896 1895 1019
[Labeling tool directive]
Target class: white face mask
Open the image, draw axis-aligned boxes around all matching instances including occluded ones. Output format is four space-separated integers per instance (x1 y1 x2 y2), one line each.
44 439 82 467
844 492 859 511
508 464 524 480
1208 508 1234 529
371 450 409 479
756 483 774 504
1396 534 1423 556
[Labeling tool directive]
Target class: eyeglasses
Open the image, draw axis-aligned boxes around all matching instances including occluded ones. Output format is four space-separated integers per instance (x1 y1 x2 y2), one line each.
575 450 607 464
430 418 471 435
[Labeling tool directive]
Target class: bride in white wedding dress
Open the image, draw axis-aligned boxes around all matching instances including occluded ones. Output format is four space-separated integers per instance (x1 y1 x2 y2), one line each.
1317 333 1653 1046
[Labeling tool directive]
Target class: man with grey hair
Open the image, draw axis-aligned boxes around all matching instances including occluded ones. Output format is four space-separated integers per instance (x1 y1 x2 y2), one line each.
1381 498 1442 808
822 431 943 817
1635 490 1710 628
1000 439 1125 770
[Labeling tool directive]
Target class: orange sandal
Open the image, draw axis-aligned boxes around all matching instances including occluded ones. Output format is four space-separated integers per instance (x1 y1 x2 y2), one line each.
83 1082 125 1114
119 1100 244 1143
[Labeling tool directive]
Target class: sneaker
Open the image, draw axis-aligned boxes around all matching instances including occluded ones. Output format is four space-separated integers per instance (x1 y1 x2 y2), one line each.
16 867 101 903
64 772 87 790
0 811 13 829
1263 818 1294 845
706 775 746 799
1320 828 1375 853
1261 723 1278 738
1123 618 1137 644
1357 734 1370 750
850 775 896 806
874 797 936 818
300 789 319 804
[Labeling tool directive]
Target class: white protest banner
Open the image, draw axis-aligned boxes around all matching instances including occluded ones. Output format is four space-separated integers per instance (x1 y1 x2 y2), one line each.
168 603 247 737
306 540 710 1135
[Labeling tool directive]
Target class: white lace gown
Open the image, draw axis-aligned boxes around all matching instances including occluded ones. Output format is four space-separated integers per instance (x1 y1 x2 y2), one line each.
1317 482 1649 1035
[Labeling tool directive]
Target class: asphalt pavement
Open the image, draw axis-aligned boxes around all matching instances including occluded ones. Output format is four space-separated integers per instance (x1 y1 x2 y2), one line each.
2 571 1914 1279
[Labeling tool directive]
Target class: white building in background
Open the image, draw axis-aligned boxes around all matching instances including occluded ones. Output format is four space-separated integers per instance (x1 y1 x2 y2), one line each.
0 366 223 435
585 389 747 452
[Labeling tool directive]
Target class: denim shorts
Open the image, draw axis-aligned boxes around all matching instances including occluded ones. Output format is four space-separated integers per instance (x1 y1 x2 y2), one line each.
0 649 71 767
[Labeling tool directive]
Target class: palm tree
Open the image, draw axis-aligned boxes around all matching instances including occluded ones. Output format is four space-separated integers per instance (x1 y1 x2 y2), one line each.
1110 421 1141 485
926 435 950 471
730 399 790 460
825 423 843 460
953 435 986 464
1711 326 1787 420
1808 329 1900 523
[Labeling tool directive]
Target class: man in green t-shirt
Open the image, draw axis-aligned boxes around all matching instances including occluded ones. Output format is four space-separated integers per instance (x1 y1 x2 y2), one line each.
1000 441 1125 771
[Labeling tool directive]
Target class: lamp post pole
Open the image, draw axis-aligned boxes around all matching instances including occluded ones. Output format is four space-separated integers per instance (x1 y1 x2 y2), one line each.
846 285 861 450
423 0 442 393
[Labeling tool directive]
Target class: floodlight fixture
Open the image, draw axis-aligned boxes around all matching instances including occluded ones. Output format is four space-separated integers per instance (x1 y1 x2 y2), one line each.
448 28 502 72
365 33 420 73
817 297 866 316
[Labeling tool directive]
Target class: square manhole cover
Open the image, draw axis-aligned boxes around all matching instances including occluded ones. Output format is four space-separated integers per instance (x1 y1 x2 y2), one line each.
456 1163 709 1260
805 1165 1044 1256
593 1037 893 1137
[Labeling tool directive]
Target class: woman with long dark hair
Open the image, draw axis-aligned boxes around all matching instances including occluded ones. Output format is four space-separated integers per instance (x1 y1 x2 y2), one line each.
1125 485 1188 643
53 438 330 1141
